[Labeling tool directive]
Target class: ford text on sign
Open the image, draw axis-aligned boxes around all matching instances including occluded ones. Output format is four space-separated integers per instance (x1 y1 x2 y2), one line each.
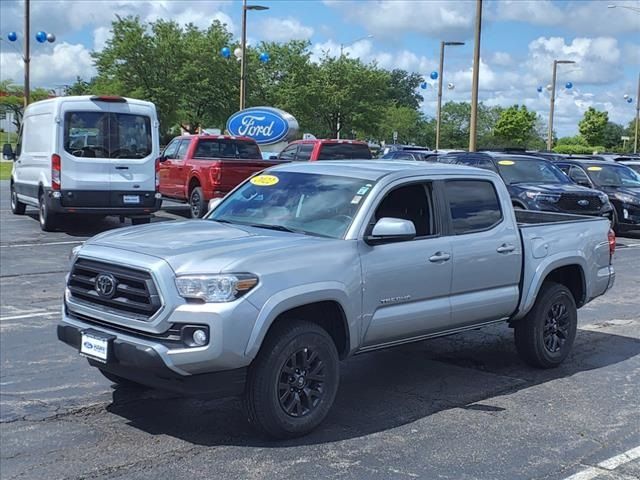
226 107 299 145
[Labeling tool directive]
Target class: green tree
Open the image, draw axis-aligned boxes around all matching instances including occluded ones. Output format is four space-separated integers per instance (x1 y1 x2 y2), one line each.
556 135 587 146
386 69 424 110
578 107 608 146
378 105 425 144
493 104 538 147
601 121 625 150
0 80 52 131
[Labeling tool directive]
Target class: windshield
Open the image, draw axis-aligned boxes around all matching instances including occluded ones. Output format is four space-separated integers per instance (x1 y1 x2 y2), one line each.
317 143 372 160
584 164 640 187
209 171 375 238
64 112 152 159
495 158 569 185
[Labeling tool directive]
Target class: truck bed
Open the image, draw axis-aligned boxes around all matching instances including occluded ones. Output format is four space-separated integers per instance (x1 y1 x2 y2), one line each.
515 209 606 227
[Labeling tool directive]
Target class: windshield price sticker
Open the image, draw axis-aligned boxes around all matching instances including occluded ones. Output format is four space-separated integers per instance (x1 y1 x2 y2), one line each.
250 174 280 186
587 166 602 171
498 160 515 166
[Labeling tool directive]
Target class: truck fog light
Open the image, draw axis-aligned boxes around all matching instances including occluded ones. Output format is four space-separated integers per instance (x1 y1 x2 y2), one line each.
192 329 208 346
154 192 162 199
52 191 62 199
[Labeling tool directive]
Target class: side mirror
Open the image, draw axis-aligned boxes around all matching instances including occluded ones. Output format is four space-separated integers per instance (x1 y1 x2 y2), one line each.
2 143 15 160
269 155 278 160
575 179 592 188
365 217 416 245
207 197 222 213
157 155 168 163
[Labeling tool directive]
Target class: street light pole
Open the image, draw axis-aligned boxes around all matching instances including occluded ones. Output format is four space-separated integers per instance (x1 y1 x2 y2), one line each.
547 59 575 151
635 72 639 154
239 0 268 111
24 0 30 107
468 0 483 152
435 40 464 151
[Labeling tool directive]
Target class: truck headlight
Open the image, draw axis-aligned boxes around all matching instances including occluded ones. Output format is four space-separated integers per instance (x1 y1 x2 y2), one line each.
598 193 610 205
614 193 640 206
175 274 258 302
68 245 82 266
525 192 560 203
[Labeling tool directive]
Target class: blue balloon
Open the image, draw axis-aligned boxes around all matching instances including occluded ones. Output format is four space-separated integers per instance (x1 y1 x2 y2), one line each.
565 81 573 89
420 81 428 90
430 71 438 80
220 46 231 58
7 32 17 42
628 97 634 104
537 86 543 93
35 31 47 43
259 52 270 63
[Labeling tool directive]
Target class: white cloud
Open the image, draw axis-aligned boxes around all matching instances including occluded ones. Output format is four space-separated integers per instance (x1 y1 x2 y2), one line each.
493 0 564 27
259 17 314 42
0 42 95 88
93 27 111 52
490 51 513 66
324 0 475 39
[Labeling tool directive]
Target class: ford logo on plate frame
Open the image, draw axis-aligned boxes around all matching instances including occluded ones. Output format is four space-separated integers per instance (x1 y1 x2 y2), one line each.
226 107 299 145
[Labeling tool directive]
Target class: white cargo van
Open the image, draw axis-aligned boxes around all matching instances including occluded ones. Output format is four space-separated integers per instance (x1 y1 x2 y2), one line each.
9 95 162 231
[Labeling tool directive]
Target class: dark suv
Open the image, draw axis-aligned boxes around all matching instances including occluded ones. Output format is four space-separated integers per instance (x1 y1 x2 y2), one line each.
438 152 612 218
553 158 640 233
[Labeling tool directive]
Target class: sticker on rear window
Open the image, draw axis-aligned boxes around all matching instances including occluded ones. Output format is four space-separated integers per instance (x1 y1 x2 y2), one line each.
498 160 515 166
250 174 279 186
587 166 602 171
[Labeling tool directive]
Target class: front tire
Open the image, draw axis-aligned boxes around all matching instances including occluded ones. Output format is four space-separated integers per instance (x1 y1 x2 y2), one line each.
10 182 26 215
39 191 57 232
244 320 340 439
189 186 206 218
514 282 577 368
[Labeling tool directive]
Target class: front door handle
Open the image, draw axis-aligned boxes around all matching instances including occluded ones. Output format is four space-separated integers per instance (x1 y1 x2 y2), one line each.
115 166 128 170
497 243 516 254
429 252 451 263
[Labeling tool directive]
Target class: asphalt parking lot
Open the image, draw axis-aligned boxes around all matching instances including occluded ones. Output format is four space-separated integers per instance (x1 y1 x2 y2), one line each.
1 179 638 480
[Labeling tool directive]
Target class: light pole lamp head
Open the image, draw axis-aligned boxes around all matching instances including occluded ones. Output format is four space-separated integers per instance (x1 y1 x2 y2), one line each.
246 4 269 10
444 41 465 46
556 60 576 65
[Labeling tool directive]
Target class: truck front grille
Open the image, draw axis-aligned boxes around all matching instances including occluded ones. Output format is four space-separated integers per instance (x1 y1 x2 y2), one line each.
68 258 161 319
557 194 602 213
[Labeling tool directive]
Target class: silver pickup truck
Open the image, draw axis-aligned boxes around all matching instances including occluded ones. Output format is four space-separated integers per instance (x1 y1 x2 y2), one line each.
58 161 615 438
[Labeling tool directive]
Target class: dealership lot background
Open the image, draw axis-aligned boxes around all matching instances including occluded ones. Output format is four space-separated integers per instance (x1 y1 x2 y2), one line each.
0 179 638 479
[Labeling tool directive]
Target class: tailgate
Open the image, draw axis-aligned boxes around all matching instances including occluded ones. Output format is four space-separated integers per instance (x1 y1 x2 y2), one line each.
216 159 281 191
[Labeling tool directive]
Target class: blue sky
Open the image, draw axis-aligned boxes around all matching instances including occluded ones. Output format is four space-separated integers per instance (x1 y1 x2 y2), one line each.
1 0 639 136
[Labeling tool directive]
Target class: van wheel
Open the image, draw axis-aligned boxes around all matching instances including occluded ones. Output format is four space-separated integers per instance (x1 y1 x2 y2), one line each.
39 191 57 232
244 320 340 439
514 282 577 369
189 187 206 218
10 183 26 215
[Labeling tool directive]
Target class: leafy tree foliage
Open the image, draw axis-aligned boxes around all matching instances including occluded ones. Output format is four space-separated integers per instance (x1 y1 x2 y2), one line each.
578 107 609 146
493 105 538 147
0 80 52 131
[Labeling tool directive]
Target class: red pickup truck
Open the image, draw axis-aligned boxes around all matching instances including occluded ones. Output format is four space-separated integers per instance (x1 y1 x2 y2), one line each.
158 135 280 217
277 139 372 162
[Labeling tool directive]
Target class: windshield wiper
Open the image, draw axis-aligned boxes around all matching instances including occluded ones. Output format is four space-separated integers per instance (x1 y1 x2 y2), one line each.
245 223 300 233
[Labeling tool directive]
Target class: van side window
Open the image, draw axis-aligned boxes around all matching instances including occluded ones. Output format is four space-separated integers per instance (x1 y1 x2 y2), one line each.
445 180 503 234
373 183 434 237
15 125 23 157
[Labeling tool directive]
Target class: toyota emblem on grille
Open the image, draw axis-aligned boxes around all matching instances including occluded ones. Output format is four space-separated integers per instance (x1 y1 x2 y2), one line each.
578 199 590 206
95 273 117 298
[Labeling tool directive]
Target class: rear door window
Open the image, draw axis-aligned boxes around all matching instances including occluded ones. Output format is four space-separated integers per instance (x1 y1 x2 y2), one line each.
296 144 314 161
64 112 152 159
193 139 262 159
445 180 503 234
317 143 372 160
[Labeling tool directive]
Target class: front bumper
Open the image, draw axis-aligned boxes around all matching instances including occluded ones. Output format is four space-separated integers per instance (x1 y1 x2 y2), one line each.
57 322 247 398
616 204 640 230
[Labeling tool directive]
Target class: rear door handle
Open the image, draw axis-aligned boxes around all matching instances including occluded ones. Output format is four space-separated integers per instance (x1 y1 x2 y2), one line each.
115 166 129 170
429 252 451 263
497 243 516 254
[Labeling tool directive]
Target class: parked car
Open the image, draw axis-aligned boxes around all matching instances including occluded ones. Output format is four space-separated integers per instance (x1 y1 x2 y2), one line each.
277 139 372 161
380 150 433 161
617 160 640 175
553 158 640 233
9 95 162 231
438 152 612 218
58 160 615 438
158 134 281 218
381 144 430 155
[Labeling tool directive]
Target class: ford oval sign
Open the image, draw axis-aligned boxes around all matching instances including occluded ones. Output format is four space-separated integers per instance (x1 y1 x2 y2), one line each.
226 107 299 145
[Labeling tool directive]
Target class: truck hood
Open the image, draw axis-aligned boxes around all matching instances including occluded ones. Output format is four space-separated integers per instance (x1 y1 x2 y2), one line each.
598 186 640 199
88 220 325 274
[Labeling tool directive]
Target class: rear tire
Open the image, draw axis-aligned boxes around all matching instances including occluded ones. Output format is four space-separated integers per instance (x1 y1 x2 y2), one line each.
39 191 57 232
99 369 145 389
244 320 340 439
514 282 577 369
10 182 26 215
189 186 206 218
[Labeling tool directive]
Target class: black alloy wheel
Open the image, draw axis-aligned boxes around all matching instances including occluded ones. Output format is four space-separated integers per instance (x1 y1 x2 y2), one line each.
277 347 326 418
542 301 570 353
189 187 205 218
